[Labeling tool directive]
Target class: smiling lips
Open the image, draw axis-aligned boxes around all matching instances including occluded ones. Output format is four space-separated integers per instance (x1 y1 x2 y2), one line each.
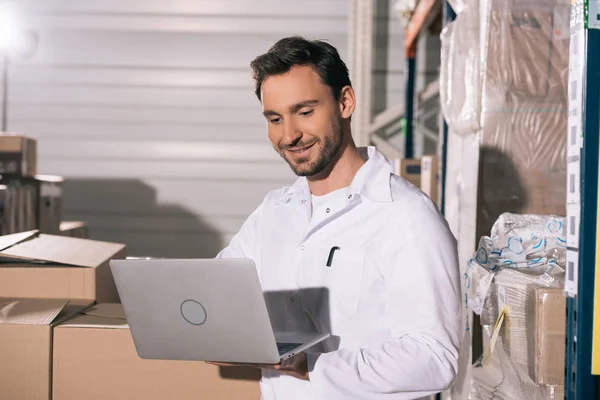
285 142 316 159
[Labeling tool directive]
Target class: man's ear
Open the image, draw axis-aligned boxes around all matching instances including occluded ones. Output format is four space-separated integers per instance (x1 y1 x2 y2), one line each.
338 86 356 119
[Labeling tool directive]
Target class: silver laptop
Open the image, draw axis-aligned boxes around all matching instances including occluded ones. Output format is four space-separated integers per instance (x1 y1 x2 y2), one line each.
110 258 330 364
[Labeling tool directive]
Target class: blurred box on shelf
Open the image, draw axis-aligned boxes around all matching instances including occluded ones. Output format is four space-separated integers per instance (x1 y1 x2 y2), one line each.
394 158 421 188
421 156 439 206
543 385 564 400
53 303 261 400
0 175 64 236
0 298 93 400
533 288 566 385
0 180 37 235
0 231 126 302
35 175 64 235
60 221 89 239
0 134 37 178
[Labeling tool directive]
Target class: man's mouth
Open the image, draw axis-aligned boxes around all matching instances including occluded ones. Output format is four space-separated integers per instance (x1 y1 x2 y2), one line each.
285 142 316 157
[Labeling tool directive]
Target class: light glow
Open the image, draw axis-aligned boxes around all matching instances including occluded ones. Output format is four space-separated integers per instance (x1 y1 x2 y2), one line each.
0 4 26 53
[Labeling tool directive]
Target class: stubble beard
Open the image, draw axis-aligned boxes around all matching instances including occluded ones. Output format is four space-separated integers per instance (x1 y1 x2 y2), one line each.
278 118 344 178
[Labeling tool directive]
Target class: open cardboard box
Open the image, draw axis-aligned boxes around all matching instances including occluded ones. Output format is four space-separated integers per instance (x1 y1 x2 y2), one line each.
0 298 94 400
0 231 126 302
53 304 261 400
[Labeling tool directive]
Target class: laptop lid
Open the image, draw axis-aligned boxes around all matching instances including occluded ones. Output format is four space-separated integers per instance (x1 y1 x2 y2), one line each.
110 258 281 364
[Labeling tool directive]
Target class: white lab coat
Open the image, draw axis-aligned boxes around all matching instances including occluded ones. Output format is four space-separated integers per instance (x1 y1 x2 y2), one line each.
218 146 461 400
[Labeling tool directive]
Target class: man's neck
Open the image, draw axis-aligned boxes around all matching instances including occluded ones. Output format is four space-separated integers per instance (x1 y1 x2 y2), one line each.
307 141 366 196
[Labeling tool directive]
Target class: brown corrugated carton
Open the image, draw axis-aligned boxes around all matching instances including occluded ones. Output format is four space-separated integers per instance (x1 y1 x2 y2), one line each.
0 134 37 177
0 298 93 400
0 231 126 302
394 158 422 188
35 175 64 235
59 221 89 239
534 288 566 385
53 304 261 400
421 156 439 206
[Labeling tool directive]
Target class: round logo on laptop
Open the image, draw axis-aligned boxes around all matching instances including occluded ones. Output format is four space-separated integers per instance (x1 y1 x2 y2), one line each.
180 299 207 326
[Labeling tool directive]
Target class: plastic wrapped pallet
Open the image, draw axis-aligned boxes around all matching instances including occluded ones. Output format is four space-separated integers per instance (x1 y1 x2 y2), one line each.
440 0 569 240
463 213 566 399
477 0 569 238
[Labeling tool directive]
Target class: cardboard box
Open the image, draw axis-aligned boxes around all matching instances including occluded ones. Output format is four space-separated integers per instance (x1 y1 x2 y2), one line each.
35 175 64 235
543 385 564 400
394 158 421 188
534 288 566 385
0 231 126 302
53 304 261 400
0 134 37 177
0 298 93 400
421 156 439 205
59 221 89 239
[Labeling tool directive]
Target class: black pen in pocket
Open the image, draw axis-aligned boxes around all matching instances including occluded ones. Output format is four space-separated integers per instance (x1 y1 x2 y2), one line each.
326 246 340 267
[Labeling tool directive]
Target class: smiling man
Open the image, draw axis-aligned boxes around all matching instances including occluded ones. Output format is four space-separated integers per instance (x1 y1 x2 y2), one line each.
216 37 461 400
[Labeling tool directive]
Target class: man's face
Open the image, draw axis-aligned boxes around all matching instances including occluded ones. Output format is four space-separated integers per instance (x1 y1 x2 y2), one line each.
260 65 344 177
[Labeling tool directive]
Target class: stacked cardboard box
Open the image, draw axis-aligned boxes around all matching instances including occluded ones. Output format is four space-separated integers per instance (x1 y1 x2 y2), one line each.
53 304 261 400
0 133 261 398
0 223 127 399
0 299 94 400
0 231 126 302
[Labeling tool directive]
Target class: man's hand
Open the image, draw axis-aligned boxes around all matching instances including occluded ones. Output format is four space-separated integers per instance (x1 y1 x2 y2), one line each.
206 352 309 381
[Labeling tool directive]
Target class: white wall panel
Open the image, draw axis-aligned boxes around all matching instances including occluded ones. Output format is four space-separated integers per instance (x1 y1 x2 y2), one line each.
6 0 435 258
8 0 347 257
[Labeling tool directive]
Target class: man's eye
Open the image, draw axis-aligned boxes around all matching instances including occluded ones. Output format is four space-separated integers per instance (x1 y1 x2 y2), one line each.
269 118 281 125
300 110 314 117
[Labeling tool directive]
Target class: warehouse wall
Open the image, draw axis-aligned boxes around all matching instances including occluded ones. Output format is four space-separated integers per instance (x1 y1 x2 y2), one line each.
5 0 437 257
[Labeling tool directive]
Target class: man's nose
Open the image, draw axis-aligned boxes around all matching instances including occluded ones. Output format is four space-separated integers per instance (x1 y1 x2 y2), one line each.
282 118 302 146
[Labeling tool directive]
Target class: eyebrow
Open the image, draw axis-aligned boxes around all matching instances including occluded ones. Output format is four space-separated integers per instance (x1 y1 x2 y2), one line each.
262 99 320 118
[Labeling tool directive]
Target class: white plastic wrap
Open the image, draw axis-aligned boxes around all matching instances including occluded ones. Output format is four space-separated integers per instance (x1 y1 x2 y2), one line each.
441 0 569 142
466 213 565 315
467 326 564 400
440 0 481 137
447 0 468 14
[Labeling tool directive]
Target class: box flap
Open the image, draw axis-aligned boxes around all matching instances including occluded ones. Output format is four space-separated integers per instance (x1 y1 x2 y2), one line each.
59 221 87 231
59 303 128 329
0 298 69 325
0 230 38 252
53 299 95 326
0 234 126 268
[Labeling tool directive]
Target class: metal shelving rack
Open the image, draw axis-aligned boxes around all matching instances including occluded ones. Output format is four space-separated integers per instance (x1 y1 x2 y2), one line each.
440 1 455 216
565 1 600 398
349 0 441 161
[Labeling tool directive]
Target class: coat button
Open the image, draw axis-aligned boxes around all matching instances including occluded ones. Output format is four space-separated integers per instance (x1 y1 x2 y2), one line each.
300 245 305 250
290 296 296 303
326 208 331 213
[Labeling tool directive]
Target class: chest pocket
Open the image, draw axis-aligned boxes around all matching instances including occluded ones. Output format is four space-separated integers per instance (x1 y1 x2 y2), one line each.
319 247 365 321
